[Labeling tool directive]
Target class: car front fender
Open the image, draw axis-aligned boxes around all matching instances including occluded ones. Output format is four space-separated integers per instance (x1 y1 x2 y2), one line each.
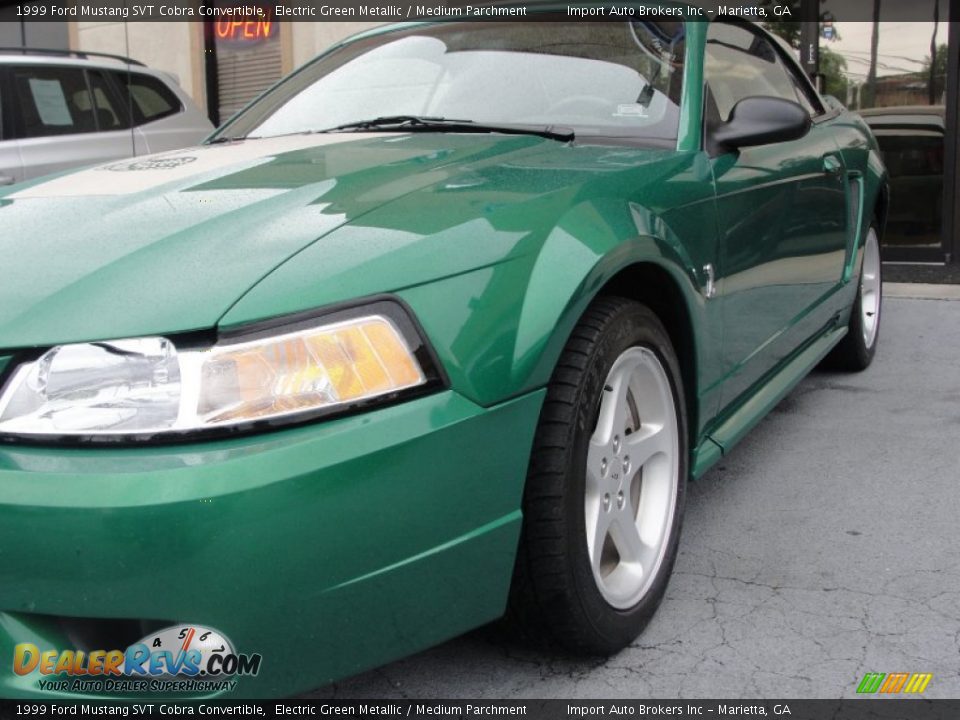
397 193 721 422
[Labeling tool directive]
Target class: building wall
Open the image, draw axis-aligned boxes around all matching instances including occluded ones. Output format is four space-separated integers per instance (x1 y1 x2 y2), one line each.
25 22 70 48
0 14 69 49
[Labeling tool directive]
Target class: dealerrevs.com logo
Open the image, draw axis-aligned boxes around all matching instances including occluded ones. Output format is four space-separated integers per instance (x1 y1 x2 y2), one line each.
13 624 262 694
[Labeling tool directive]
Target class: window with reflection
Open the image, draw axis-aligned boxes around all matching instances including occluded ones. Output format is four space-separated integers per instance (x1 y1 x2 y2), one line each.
815 2 950 254
217 22 687 142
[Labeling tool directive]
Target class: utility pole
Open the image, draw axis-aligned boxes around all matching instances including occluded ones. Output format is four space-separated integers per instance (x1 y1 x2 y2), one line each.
865 0 881 107
929 0 940 105
798 0 820 80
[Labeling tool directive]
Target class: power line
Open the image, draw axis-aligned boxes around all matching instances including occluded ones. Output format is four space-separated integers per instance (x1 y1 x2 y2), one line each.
830 50 930 65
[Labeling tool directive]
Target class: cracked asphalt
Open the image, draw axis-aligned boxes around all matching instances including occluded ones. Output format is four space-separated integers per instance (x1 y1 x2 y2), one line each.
307 295 960 699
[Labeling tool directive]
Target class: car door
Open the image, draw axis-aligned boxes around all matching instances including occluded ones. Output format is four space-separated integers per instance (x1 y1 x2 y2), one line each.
706 22 849 408
10 63 137 180
0 66 24 186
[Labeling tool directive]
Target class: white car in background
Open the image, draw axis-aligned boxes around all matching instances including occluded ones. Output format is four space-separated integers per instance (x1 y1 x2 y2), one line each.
0 48 213 186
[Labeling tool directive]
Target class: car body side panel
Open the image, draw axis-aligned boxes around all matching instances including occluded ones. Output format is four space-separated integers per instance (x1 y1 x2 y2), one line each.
832 113 889 323
138 108 214 155
712 122 850 409
0 66 22 185
702 111 886 455
18 129 138 180
800 112 888 327
0 140 21 186
144 73 215 152
832 112 888 230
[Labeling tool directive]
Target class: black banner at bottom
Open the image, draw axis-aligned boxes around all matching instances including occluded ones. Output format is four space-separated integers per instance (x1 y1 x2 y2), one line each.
1 700 959 720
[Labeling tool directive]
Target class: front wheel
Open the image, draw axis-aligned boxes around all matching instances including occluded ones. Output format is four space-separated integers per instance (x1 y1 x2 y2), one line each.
508 297 687 655
824 225 882 371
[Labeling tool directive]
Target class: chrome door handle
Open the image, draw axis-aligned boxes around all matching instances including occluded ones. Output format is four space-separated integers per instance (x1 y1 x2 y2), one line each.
0 175 14 186
822 155 843 177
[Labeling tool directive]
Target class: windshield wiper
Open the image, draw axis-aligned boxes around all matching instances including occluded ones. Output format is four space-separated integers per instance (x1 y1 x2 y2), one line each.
206 135 257 144
320 115 574 142
325 115 462 131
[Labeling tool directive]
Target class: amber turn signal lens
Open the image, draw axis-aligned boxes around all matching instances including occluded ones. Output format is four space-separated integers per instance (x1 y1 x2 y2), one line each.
196 316 425 424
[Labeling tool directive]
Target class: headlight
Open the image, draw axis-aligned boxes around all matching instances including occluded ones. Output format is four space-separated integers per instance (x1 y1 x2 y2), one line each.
0 301 443 442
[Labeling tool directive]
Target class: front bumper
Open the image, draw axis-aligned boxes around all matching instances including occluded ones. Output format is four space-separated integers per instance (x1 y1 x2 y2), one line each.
0 389 544 699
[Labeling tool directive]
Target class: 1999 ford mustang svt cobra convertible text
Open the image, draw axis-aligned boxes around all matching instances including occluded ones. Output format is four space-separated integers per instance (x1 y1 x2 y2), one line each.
0 11 886 699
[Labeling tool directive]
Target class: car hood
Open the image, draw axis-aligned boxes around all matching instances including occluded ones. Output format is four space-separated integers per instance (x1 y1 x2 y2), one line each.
1 132 675 349
0 133 528 348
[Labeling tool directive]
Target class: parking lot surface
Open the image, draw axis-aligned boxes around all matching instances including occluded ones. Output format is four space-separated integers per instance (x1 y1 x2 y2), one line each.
308 295 960 699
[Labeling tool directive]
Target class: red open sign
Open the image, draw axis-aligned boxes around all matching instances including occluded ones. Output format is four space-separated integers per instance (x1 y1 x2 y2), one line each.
214 18 275 42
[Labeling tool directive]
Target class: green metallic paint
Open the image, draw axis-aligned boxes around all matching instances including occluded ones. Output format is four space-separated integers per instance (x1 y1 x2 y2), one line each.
841 176 866 284
0 390 544 699
0 134 572 348
711 122 850 407
0 13 889 699
677 20 707 153
220 145 722 435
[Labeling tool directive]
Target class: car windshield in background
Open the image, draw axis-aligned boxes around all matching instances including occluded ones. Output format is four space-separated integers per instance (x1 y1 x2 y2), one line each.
215 21 686 142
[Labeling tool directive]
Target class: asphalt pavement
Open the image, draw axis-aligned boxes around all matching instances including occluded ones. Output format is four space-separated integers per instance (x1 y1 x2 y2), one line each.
308 292 960 699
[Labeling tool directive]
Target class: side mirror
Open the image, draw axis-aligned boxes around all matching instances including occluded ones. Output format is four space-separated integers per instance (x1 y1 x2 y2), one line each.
711 96 812 153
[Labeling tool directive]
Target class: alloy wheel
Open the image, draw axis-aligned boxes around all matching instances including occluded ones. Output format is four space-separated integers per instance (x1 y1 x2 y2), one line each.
584 346 680 609
861 227 882 349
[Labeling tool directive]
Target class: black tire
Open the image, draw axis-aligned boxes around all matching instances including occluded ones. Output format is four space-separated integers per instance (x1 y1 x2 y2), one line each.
824 224 882 371
507 297 688 655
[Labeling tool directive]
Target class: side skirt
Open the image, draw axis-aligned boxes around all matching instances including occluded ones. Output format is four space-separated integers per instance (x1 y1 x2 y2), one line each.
691 323 848 479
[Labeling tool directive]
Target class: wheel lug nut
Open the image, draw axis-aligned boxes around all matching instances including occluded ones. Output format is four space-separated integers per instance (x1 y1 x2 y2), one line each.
600 459 608 477
613 436 621 454
617 491 625 509
622 456 631 475
603 493 611 511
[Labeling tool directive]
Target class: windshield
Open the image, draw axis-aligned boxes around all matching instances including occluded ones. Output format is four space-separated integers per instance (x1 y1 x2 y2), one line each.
215 21 686 142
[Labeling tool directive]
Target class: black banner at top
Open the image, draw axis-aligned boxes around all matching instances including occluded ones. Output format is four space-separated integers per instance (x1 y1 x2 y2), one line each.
0 0 953 22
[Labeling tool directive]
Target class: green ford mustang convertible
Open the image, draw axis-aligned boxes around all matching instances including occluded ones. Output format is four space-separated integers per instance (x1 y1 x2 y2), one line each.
0 9 886 699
